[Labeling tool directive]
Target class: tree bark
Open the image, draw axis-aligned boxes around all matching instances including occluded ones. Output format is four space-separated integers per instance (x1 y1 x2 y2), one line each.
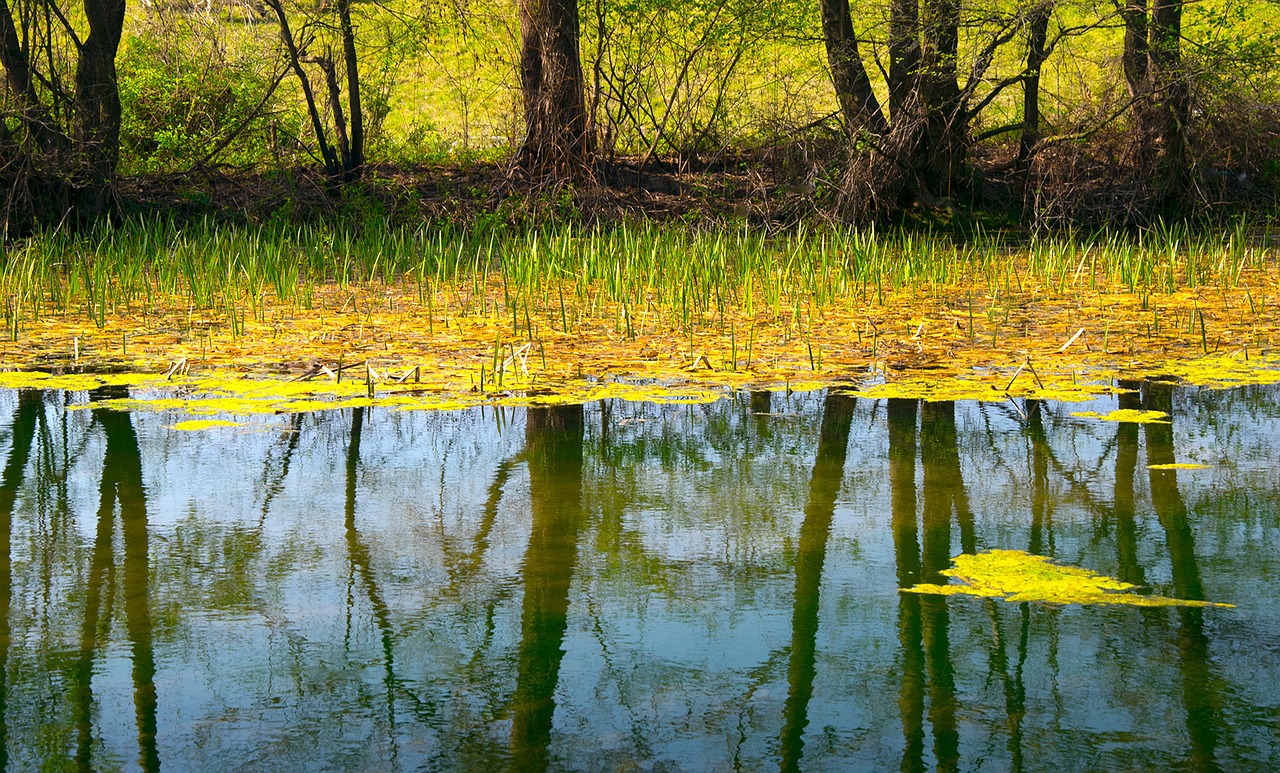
1121 0 1152 139
819 0 887 136
338 0 363 177
1148 0 1188 208
919 0 965 197
518 0 590 178
1121 0 1189 210
73 0 126 216
1018 2 1052 166
0 0 66 154
888 0 921 121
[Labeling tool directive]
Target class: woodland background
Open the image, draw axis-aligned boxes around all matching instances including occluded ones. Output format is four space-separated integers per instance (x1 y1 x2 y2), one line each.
2 0 1278 233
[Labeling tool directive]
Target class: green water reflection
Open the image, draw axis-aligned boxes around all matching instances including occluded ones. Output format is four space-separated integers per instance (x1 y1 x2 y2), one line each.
0 383 1276 771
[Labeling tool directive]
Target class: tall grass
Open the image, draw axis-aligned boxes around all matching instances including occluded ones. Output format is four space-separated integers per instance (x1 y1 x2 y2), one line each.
0 218 1271 343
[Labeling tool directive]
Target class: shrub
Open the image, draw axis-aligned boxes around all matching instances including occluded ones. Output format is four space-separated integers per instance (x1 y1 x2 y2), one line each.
118 28 281 175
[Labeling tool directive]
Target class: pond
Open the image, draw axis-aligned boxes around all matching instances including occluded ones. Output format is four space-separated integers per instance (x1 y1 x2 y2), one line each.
0 382 1277 771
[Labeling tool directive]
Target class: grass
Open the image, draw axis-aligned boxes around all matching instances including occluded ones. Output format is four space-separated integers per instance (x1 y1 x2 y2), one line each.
1 218 1278 411
1 217 1274 344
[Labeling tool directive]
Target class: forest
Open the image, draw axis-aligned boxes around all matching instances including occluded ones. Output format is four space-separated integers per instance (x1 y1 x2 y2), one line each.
2 0 1278 232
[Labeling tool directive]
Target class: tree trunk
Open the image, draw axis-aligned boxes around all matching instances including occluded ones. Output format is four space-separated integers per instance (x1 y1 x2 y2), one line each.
73 0 126 217
1121 0 1189 211
518 0 590 178
1121 0 1153 140
0 0 66 155
819 0 887 136
887 0 921 121
338 0 364 179
919 0 965 198
1018 2 1051 166
1149 0 1188 209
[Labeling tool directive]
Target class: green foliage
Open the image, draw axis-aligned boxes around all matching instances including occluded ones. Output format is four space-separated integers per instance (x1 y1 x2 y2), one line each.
581 0 822 157
118 31 281 174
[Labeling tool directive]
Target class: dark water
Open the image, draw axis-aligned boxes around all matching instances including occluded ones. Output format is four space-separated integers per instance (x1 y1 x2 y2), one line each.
0 382 1278 771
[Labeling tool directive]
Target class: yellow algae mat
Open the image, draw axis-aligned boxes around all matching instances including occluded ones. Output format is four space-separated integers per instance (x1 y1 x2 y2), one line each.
1 270 1279 416
903 550 1233 608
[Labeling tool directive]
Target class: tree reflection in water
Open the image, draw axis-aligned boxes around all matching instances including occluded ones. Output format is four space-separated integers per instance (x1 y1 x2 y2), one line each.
889 399 975 773
1143 381 1223 772
509 404 586 772
0 391 40 772
0 381 1269 770
779 391 855 773
74 387 158 772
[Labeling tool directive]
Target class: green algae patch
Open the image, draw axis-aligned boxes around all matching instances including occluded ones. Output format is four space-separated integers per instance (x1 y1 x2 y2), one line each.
902 549 1233 608
1148 462 1209 470
1070 408 1170 423
170 419 246 431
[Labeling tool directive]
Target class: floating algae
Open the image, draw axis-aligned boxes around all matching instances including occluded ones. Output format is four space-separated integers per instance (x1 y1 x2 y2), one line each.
1070 408 1171 423
170 419 246 431
902 549 1233 608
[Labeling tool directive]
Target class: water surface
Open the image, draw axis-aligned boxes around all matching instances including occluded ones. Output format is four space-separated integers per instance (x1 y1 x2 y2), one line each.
0 382 1277 771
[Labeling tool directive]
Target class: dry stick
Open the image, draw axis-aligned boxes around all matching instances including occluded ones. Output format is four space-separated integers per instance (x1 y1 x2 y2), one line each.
1003 361 1027 391
501 343 532 376
1024 357 1046 390
291 364 322 382
1058 327 1085 353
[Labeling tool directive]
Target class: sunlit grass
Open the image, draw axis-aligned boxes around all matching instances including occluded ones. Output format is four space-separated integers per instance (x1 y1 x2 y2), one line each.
2 218 1274 341
1 218 1277 409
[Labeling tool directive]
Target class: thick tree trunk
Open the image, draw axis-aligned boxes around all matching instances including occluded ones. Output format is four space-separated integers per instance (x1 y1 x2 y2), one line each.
1018 2 1051 165
819 0 887 136
1121 0 1153 139
919 0 965 198
73 0 126 217
888 0 921 121
518 0 590 179
1121 0 1189 210
1149 0 1188 208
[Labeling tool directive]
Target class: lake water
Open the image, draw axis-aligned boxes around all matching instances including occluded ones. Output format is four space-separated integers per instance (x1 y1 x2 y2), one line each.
0 382 1277 771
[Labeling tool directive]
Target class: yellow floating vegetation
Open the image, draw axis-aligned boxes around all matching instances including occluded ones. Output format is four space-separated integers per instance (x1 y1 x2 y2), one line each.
170 419 246 431
850 375 1118 403
1070 408 1171 423
902 549 1233 608
0 255 1279 413
1147 462 1210 470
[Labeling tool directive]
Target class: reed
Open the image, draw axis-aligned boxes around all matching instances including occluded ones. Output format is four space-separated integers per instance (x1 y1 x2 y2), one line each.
0 217 1271 345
